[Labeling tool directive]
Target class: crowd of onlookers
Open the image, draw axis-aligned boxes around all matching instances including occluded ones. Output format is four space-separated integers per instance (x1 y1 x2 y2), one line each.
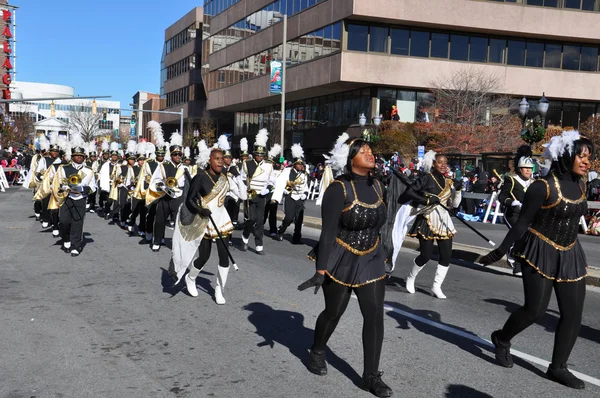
0 146 32 184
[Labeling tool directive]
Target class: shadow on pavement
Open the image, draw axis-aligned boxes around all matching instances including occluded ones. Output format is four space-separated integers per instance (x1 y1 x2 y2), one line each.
485 298 600 345
444 384 493 397
160 267 215 299
385 301 547 379
243 302 362 386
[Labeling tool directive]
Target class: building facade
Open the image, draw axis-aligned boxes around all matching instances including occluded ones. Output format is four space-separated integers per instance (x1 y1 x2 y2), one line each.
201 0 600 159
9 81 120 138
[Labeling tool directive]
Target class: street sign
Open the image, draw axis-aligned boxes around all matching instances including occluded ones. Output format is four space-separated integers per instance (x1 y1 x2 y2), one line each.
130 127 136 137
418 145 425 160
269 61 282 94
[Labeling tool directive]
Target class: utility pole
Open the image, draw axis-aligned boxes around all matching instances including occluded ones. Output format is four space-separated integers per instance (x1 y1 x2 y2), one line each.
279 14 287 162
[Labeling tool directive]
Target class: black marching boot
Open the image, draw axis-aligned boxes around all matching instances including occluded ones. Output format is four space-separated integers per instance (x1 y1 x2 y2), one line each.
547 364 585 389
360 371 393 397
308 349 327 376
491 330 513 368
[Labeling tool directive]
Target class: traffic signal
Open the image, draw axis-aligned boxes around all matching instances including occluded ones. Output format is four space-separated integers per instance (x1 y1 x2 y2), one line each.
102 110 107 123
131 112 136 122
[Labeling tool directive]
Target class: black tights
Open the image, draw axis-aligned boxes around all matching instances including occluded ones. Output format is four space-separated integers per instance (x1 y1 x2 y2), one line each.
497 265 586 366
415 237 452 267
312 276 386 376
193 237 229 270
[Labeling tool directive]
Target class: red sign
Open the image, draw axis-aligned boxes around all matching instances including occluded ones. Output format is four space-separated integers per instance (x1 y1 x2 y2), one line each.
2 7 12 99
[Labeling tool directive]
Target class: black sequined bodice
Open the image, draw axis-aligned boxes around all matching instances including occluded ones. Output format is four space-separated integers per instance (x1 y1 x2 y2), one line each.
336 180 386 254
529 174 587 249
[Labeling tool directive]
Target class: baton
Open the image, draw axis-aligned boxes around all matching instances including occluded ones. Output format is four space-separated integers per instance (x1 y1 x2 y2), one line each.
435 201 496 247
208 213 239 271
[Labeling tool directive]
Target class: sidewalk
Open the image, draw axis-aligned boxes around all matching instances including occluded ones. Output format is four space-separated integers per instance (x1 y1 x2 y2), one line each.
278 212 600 287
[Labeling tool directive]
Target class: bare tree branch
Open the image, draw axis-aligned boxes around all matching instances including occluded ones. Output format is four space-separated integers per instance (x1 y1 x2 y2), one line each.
67 102 103 142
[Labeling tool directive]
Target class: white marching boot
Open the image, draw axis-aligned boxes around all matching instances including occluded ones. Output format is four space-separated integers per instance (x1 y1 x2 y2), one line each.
431 264 449 299
405 259 424 294
214 265 230 305
185 266 202 297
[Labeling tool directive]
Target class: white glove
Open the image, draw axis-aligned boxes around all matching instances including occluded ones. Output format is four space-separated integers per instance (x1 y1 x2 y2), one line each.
301 194 307 200
60 184 69 191
156 182 165 192
260 188 270 196
511 200 522 207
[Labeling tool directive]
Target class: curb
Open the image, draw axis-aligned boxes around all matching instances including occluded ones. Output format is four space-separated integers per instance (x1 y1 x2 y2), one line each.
275 212 600 288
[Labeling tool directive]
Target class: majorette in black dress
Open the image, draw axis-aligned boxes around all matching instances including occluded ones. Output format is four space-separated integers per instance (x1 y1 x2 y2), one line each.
309 174 387 287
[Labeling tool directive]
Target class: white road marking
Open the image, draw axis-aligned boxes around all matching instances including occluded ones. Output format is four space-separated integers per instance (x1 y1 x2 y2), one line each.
363 298 600 388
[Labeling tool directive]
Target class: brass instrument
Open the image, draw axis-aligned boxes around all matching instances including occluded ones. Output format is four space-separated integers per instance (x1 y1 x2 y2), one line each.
157 176 178 198
58 173 83 198
247 189 257 200
165 176 178 188
114 175 124 186
127 176 138 196
285 180 296 194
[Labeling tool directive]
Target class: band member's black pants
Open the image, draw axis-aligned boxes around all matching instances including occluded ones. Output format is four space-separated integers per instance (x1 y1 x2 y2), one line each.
153 196 183 245
129 198 147 233
87 188 96 210
50 209 59 232
193 237 230 270
263 195 278 234
59 197 87 250
41 195 51 224
118 187 131 223
242 196 266 246
98 190 108 210
34 199 42 215
496 265 586 367
224 196 239 226
278 196 304 241
312 276 386 376
146 202 157 235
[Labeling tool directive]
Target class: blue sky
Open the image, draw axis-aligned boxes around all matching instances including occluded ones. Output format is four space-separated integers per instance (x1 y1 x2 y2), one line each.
11 0 201 114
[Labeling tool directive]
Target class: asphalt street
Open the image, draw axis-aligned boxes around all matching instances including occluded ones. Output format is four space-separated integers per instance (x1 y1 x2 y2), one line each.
1 186 600 398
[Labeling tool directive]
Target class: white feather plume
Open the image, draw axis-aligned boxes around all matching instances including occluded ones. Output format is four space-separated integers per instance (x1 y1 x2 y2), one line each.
70 132 86 150
146 143 156 158
110 142 119 152
126 140 137 155
101 141 109 152
196 140 211 168
184 146 191 158
38 134 49 152
217 135 230 151
269 144 282 159
543 130 581 161
291 143 304 160
136 141 146 156
147 121 165 147
255 128 269 147
421 150 437 172
240 137 248 152
57 135 69 151
212 142 219 149
323 132 350 172
169 131 183 147
48 131 58 146
87 141 97 154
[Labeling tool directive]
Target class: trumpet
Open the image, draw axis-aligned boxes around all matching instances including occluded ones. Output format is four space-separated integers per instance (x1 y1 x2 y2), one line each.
58 173 83 196
285 180 296 194
157 176 178 198
114 175 124 186
247 189 257 200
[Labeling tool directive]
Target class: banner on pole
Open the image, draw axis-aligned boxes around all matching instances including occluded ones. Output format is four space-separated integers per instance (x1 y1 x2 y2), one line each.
269 61 282 94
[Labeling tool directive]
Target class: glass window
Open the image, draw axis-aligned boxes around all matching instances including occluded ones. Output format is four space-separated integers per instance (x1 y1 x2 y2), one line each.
507 40 526 66
562 102 579 128
546 100 562 126
469 36 488 62
544 0 559 6
580 103 596 126
390 28 409 55
347 24 368 51
526 0 543 5
369 26 388 53
544 43 562 68
430 33 449 58
489 39 506 63
564 0 581 8
526 42 544 67
450 34 469 61
398 90 416 101
410 31 430 57
580 46 598 71
563 45 581 70
582 0 598 10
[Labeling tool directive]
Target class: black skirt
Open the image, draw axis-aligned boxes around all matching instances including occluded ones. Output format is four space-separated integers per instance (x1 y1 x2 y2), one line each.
514 231 587 282
308 241 387 288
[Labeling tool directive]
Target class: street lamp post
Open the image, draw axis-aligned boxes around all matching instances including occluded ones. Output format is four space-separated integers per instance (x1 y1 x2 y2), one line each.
519 93 550 145
359 113 381 142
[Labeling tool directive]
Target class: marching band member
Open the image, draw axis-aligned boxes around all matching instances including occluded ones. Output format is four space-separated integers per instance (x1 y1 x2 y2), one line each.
172 140 240 304
498 145 535 276
219 135 245 240
98 142 121 220
97 142 111 212
128 141 149 236
272 143 309 244
240 137 249 163
24 136 46 221
240 129 275 255
85 142 99 213
110 140 137 229
183 146 197 177
141 122 168 244
147 131 186 252
264 144 282 237
53 133 96 257
34 132 61 231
